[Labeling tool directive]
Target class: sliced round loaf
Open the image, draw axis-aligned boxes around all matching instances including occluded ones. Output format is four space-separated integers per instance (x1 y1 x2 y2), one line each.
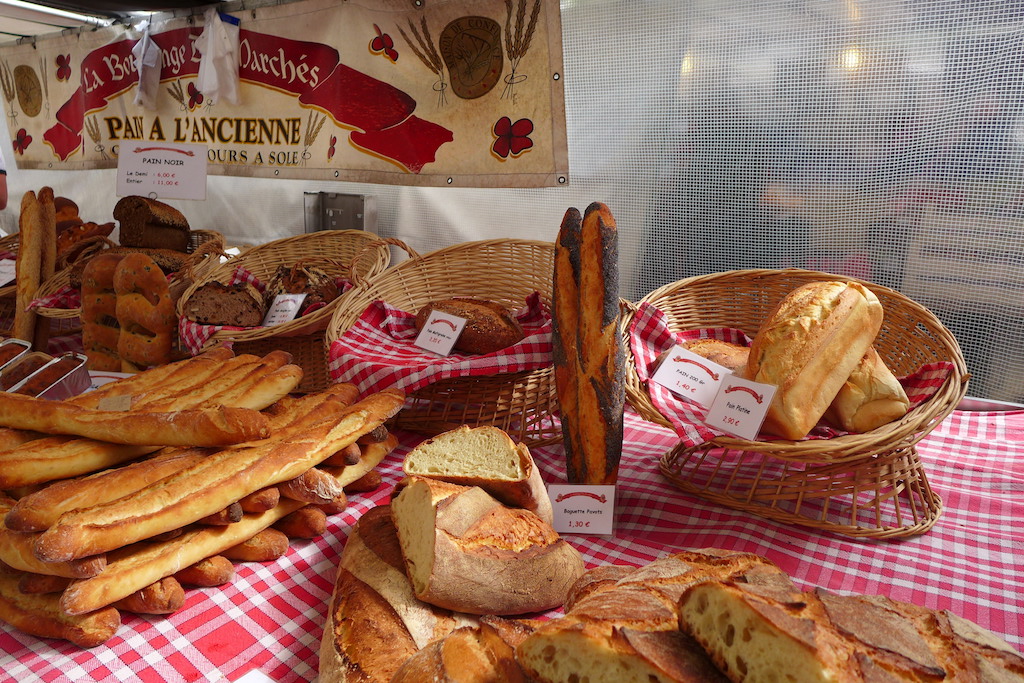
401 425 553 523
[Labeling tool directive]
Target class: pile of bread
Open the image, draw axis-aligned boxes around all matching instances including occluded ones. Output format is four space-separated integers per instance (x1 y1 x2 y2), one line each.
0 347 404 647
182 262 343 328
318 425 1024 682
683 280 911 439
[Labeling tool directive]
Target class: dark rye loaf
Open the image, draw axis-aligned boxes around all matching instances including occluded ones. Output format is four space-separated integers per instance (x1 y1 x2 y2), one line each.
184 281 265 327
113 196 191 252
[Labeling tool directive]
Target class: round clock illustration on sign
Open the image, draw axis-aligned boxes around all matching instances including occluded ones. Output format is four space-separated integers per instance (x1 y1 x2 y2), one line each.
13 65 42 118
439 16 503 100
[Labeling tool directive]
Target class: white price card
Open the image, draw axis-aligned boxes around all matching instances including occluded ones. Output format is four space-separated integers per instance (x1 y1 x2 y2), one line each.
413 309 467 356
116 142 208 200
0 258 14 287
704 374 777 440
262 293 307 327
549 485 615 536
649 344 732 408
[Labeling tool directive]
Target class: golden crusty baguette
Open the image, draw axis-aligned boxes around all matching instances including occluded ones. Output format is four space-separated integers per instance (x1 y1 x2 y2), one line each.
58 429 400 615
198 503 243 526
68 346 235 409
322 441 362 467
18 573 71 595
552 202 625 484
279 467 348 505
0 569 120 648
0 496 105 578
174 555 235 587
238 487 280 513
343 469 383 494
136 351 294 412
320 432 399 496
35 389 405 562
13 189 55 346
60 501 304 614
222 528 290 563
0 436 155 489
4 448 212 532
274 506 328 539
0 392 269 446
111 577 184 615
745 281 884 440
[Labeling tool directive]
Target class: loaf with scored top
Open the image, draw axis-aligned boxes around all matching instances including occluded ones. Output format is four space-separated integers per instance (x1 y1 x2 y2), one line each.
744 280 883 439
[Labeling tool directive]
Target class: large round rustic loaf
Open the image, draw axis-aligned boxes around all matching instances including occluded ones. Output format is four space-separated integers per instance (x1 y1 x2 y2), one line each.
401 425 553 524
391 476 585 615
414 297 525 355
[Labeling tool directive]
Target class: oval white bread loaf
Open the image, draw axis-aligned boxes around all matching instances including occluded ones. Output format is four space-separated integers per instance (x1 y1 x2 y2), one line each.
391 476 586 615
824 346 910 433
745 281 883 440
401 425 553 524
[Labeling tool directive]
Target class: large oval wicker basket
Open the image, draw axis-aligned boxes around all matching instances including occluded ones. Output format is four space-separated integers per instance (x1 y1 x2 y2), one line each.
326 238 559 446
177 229 390 393
624 268 969 539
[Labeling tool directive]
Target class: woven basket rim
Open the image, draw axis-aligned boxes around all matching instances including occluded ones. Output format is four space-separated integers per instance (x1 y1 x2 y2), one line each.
178 229 390 344
326 237 557 343
624 267 969 462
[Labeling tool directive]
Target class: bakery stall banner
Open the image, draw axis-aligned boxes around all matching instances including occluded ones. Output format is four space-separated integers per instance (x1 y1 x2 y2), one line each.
0 0 568 188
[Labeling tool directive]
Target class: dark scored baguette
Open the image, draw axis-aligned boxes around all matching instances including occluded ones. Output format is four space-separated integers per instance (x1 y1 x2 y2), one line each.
552 202 625 484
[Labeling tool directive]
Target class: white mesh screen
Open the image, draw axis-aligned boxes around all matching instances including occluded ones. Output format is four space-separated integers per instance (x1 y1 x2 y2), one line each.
2 0 1022 403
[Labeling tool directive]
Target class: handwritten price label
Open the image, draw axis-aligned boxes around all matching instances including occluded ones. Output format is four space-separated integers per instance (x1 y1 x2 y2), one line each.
413 310 467 356
649 344 732 408
116 142 207 200
703 374 777 440
549 485 615 536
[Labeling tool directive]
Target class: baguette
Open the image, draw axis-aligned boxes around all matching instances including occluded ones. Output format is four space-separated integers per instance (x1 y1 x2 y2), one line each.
4 447 211 531
17 573 71 595
34 389 404 561
278 467 348 505
111 576 184 614
221 528 290 563
14 189 56 347
174 555 235 587
401 425 553 524
319 504 476 683
0 393 270 446
59 500 305 614
238 487 280 513
273 506 327 539
391 476 585 615
745 281 884 440
0 496 106 578
0 570 120 648
552 202 625 484
824 346 910 433
0 436 155 489
343 469 383 493
198 502 243 526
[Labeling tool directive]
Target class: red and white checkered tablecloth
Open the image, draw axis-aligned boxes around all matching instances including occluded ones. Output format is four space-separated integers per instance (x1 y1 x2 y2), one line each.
2 407 1022 682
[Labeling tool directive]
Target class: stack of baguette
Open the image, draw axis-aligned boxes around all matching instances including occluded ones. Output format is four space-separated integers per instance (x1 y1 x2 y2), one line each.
319 425 586 683
0 347 405 647
375 548 1024 682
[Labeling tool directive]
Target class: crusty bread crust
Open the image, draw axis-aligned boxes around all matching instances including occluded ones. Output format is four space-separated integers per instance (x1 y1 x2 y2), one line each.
824 346 910 433
745 281 884 439
414 297 525 355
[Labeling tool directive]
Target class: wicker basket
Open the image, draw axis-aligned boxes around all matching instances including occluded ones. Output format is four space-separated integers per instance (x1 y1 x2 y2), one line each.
326 238 560 446
177 230 390 393
624 268 969 539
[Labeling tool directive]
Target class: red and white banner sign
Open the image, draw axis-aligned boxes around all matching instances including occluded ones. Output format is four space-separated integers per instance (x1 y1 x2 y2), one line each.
0 0 567 187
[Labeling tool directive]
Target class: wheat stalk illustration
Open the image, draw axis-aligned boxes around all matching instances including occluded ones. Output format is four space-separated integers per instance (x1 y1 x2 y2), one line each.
40 56 49 117
301 110 326 164
0 61 16 126
502 0 542 101
167 80 187 111
398 16 448 107
85 115 109 159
